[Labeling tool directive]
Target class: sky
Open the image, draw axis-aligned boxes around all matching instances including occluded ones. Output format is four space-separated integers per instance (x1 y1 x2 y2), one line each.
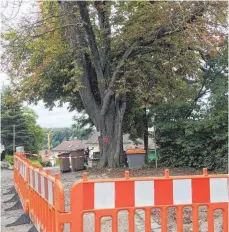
0 0 76 128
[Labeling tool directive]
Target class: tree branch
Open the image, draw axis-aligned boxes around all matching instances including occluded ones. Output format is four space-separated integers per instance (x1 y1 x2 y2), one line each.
77 1 106 98
58 1 101 126
185 75 208 118
95 1 111 78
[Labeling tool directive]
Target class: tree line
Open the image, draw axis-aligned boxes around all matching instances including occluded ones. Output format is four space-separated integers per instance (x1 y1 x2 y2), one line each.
42 125 94 150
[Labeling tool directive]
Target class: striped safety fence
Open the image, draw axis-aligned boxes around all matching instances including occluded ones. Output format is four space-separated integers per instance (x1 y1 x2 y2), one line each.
14 153 65 232
13 152 229 232
67 170 229 232
28 166 57 231
14 154 30 213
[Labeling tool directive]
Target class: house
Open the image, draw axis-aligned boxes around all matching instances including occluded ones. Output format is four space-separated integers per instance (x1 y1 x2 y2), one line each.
52 138 87 155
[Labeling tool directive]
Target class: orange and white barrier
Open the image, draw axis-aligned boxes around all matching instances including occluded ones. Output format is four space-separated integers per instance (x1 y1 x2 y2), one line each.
29 168 55 205
14 153 65 232
75 176 228 210
13 152 229 232
68 170 229 232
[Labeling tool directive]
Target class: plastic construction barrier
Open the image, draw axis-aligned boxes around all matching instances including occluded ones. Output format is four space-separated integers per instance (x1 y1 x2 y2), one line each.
14 153 65 232
13 152 229 232
65 170 229 232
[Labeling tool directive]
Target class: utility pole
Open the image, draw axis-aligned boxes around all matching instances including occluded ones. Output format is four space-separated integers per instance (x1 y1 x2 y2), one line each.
47 129 54 151
13 125 15 154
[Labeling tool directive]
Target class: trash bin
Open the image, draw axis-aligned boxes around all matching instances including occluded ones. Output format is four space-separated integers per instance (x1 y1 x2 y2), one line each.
70 150 85 171
58 153 71 173
125 149 146 168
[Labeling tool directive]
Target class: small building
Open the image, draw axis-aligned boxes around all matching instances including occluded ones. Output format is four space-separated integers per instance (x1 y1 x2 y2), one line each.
52 138 87 156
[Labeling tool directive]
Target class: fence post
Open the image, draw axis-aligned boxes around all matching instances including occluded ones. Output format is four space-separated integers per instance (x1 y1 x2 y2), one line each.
69 174 85 232
54 173 65 232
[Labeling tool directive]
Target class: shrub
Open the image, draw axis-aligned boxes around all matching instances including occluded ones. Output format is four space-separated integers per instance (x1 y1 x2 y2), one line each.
5 155 14 165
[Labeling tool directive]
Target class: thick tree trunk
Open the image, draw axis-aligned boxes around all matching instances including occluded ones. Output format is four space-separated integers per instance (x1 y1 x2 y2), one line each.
98 97 126 168
58 1 127 168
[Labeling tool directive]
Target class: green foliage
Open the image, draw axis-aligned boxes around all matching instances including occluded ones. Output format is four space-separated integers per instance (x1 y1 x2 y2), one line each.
23 107 45 153
30 160 43 168
1 1 227 167
27 156 51 167
5 155 14 165
154 48 228 172
42 124 94 150
1 88 44 154
38 156 52 167
2 1 227 113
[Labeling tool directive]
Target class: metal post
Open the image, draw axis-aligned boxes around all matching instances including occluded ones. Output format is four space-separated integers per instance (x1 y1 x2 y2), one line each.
13 125 15 153
48 133 50 151
153 115 157 168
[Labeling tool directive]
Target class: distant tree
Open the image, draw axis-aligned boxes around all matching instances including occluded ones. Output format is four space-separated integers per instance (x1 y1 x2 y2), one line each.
23 107 44 153
1 88 44 154
42 122 94 150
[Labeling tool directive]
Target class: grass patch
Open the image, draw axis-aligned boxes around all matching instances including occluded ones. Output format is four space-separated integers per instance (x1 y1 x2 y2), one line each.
27 156 43 167
30 160 43 167
5 155 14 165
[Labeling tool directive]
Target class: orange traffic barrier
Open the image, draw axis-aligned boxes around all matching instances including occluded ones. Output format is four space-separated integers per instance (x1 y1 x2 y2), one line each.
13 152 229 232
14 153 65 232
66 169 229 232
14 154 29 214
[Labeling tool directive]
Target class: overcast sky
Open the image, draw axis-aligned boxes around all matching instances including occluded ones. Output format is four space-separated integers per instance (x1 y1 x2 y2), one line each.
0 0 76 128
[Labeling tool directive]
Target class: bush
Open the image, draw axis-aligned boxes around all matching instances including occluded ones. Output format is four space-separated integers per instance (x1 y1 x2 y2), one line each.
31 160 43 167
27 155 42 167
38 156 52 167
41 160 52 167
5 155 14 165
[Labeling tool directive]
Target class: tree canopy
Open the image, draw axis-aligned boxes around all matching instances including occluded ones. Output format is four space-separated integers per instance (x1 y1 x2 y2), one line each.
1 1 227 167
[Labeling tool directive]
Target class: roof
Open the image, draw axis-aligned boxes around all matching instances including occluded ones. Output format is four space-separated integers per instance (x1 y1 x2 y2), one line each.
52 139 87 152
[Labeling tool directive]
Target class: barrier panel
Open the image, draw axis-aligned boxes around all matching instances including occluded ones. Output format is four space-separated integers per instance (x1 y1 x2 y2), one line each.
14 153 65 232
13 152 229 232
14 154 30 213
66 170 229 232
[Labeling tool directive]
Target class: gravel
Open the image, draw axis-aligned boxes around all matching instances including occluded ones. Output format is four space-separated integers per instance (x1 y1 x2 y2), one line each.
1 169 33 232
1 167 225 232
